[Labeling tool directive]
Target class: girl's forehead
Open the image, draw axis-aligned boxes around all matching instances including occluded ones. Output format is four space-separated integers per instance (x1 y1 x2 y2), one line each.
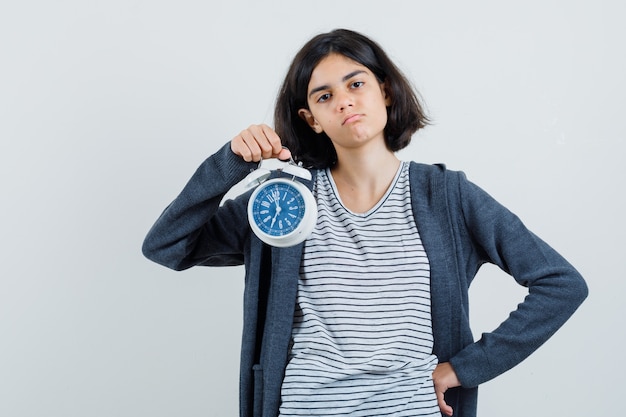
309 53 370 82
313 53 364 72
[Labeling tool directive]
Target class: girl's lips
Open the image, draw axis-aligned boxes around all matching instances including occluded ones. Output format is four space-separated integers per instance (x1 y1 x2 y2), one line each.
342 114 362 125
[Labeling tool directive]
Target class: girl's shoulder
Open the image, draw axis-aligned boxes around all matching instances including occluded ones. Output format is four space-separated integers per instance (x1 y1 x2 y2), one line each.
407 161 464 188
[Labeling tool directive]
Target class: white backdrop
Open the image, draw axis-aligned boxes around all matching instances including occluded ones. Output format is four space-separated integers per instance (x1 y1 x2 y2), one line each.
1 1 624 416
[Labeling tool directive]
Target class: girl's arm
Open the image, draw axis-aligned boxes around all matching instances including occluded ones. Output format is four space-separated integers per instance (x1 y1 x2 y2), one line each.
141 142 256 270
449 172 588 387
142 124 289 271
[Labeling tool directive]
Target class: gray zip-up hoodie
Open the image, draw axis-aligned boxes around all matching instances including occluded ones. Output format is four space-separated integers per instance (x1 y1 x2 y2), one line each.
142 143 588 417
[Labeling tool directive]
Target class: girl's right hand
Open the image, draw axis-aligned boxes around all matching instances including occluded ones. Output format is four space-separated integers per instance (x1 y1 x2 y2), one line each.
230 124 291 162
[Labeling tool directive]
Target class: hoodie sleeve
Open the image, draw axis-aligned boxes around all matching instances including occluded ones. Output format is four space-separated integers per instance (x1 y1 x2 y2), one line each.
142 143 257 271
448 171 588 388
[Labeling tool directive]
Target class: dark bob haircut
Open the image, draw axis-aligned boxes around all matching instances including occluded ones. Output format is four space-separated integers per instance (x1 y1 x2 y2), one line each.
274 29 429 169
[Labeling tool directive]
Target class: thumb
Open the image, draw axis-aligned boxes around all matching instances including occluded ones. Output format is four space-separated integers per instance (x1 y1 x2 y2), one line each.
435 387 454 416
277 147 292 161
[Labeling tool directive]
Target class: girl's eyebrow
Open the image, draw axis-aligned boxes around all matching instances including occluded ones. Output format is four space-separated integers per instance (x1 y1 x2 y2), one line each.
308 70 367 99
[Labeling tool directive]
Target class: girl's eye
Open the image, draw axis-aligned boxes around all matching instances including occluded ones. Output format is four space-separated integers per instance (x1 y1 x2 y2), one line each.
351 81 364 88
317 93 331 103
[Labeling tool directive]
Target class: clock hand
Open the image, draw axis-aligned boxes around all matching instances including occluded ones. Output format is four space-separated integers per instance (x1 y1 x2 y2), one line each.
270 204 282 229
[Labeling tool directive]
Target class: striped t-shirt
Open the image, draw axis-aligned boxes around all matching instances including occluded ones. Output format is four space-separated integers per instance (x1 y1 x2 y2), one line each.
279 162 440 417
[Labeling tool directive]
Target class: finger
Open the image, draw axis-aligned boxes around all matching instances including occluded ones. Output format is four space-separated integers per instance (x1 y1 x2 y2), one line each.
277 147 292 161
240 129 264 162
435 388 454 416
259 124 284 156
231 134 254 162
231 134 252 162
247 124 275 159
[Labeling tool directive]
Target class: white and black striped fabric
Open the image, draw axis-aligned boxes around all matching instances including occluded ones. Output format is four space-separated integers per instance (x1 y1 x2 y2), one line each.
279 162 440 417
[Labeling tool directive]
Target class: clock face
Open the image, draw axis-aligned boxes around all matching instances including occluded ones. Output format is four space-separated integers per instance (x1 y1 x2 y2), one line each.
250 180 307 237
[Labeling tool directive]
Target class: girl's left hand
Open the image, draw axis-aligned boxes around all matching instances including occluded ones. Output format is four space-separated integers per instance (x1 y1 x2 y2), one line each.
432 362 461 416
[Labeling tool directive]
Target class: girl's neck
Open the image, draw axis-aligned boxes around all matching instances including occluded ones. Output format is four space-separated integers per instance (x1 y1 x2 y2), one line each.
329 147 401 213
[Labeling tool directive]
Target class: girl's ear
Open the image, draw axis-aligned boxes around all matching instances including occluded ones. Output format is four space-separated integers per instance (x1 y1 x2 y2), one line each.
298 108 323 133
381 82 392 106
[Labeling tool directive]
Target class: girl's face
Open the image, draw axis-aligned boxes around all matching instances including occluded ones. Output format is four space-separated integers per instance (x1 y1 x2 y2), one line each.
298 53 391 155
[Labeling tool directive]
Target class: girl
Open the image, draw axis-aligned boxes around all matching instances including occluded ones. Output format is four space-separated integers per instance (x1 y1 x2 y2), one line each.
142 29 587 417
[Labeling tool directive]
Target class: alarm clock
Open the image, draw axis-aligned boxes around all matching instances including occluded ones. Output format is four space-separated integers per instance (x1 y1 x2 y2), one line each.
245 157 317 248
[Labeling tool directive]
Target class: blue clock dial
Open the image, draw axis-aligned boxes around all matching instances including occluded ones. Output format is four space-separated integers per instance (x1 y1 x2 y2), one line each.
250 181 306 237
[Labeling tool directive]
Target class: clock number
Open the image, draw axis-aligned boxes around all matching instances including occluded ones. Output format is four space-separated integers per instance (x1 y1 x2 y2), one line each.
271 189 281 202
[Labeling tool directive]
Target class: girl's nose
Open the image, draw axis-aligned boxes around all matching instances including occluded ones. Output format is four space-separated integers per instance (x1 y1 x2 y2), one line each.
335 90 353 111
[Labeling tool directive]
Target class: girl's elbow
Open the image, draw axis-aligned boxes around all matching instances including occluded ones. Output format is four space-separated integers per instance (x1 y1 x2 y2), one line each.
141 236 185 271
572 272 589 304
